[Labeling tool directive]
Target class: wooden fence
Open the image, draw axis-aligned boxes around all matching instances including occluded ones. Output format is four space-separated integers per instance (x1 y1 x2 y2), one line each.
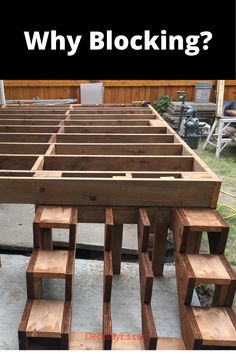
3 80 236 103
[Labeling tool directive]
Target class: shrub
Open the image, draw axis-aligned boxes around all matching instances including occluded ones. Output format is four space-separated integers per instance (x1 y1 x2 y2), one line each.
153 95 171 115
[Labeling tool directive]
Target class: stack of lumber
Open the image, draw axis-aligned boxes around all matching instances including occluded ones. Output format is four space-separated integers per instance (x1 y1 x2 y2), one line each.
163 101 216 129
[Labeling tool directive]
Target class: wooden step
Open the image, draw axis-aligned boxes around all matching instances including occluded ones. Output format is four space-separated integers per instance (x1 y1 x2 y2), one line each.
33 206 78 250
26 249 75 300
173 207 229 254
34 206 78 229
178 254 236 306
18 299 71 349
183 306 236 349
186 254 234 283
177 208 228 231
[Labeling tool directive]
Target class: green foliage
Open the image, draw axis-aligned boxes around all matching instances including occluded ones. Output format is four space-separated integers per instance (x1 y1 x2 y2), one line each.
153 95 171 115
197 142 236 305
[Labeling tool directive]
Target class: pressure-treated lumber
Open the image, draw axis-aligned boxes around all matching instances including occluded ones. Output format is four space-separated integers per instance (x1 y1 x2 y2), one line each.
174 205 236 350
173 208 229 254
138 208 150 252
103 209 114 349
177 253 236 306
54 143 183 155
103 251 113 302
184 306 236 349
137 208 158 349
152 208 170 276
103 302 112 350
0 103 221 207
29 250 69 277
18 299 72 349
141 304 158 350
33 206 78 250
139 253 154 303
35 206 78 229
111 224 123 274
26 249 75 300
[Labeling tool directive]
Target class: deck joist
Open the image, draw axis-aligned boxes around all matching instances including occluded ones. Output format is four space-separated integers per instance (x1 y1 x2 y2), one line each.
0 104 220 208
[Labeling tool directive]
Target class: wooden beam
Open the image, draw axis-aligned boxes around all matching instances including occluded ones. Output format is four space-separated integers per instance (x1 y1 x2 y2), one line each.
70 109 153 114
104 208 114 251
57 133 174 143
69 114 155 119
0 114 65 119
103 251 113 302
216 80 225 117
139 253 154 303
152 208 171 276
54 143 183 156
0 178 217 206
0 143 49 154
64 119 151 126
141 304 158 350
43 155 193 172
0 155 39 170
0 119 62 125
112 224 123 274
64 126 166 134
0 133 52 142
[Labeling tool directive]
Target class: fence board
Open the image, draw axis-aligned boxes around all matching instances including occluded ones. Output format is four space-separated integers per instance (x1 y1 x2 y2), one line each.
3 80 236 104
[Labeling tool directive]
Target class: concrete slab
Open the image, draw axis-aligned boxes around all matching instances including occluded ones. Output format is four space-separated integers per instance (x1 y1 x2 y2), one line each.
0 254 200 350
0 204 137 251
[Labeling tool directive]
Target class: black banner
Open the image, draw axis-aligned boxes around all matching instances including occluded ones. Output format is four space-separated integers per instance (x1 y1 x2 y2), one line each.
1 1 235 79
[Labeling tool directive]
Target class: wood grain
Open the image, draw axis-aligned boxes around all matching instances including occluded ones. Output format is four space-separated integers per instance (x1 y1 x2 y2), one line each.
187 254 231 284
33 250 69 278
26 300 65 338
192 306 236 346
38 206 74 228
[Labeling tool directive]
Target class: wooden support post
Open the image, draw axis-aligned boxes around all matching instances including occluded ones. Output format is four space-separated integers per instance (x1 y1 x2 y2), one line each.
139 253 154 304
61 301 72 350
33 224 53 250
103 302 112 350
65 250 76 301
152 208 170 276
40 229 53 250
137 208 157 349
28 277 43 300
104 208 114 251
208 229 228 254
112 224 123 274
103 251 113 302
184 231 202 254
18 300 33 350
142 304 158 350
103 208 113 349
213 284 230 307
138 208 150 253
216 80 225 118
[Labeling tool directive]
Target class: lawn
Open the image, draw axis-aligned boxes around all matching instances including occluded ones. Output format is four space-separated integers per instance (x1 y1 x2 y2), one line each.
196 142 236 272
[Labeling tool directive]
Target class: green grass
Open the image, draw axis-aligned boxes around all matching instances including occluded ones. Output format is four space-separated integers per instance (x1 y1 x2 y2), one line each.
196 142 236 272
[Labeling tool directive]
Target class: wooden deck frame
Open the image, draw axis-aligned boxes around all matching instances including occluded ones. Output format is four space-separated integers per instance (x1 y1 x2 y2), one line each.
2 103 231 350
0 104 220 208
